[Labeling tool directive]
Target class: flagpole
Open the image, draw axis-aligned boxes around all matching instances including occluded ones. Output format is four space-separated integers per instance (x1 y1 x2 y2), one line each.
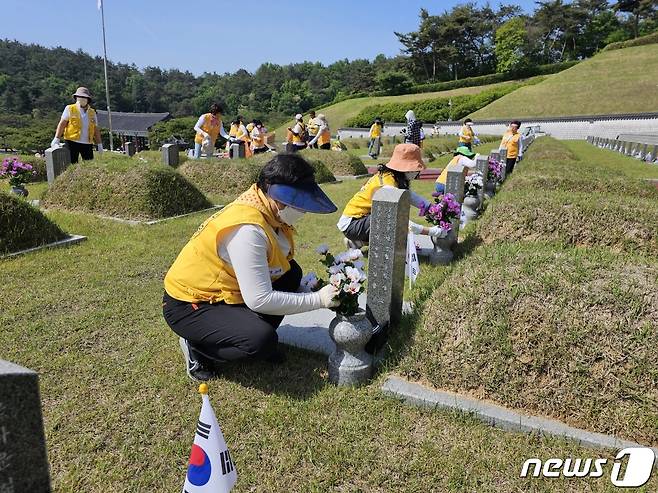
99 0 114 151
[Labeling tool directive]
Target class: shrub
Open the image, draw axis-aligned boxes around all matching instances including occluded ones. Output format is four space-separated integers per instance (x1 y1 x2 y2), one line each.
602 31 658 51
42 157 211 220
0 192 67 254
148 117 197 149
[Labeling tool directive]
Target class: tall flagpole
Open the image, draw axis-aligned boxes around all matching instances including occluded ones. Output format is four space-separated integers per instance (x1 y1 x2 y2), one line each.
99 0 114 151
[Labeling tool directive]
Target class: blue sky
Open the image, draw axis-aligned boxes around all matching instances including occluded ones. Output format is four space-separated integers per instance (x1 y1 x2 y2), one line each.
4 0 537 75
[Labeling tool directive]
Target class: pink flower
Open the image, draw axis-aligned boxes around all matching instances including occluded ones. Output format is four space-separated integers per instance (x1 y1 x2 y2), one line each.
330 273 346 287
343 281 361 295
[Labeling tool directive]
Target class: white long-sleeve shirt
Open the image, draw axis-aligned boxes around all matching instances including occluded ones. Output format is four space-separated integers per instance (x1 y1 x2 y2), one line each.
219 225 324 316
194 115 230 140
309 122 329 146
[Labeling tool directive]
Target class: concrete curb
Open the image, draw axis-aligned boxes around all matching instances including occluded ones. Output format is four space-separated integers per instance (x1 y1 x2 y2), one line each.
2 235 87 259
42 205 223 226
381 376 658 455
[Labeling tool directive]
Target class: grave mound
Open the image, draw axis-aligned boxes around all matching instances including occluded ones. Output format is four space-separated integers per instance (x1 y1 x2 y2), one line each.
42 158 211 221
397 242 658 445
0 192 67 254
505 172 658 198
477 189 658 256
179 154 336 201
299 149 367 175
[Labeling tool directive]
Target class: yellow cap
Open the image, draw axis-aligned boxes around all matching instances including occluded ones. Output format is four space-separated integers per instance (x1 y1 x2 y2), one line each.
198 383 209 395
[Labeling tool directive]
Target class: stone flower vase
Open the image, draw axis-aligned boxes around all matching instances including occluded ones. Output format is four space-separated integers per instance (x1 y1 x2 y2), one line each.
484 179 496 199
10 185 28 197
462 195 480 223
430 227 457 265
328 309 373 387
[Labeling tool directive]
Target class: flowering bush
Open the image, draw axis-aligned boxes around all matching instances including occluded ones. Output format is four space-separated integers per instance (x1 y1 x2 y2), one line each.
420 192 461 232
313 244 366 317
488 157 502 182
464 172 484 197
0 157 36 187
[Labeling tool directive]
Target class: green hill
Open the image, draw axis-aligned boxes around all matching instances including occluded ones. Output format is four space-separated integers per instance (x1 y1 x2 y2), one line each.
471 44 658 119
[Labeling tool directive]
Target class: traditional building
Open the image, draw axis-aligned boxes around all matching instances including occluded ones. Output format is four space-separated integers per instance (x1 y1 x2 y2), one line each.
96 111 171 151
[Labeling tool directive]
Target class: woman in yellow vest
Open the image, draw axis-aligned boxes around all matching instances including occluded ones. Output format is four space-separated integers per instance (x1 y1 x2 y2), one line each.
337 143 447 249
250 120 270 154
287 114 307 152
499 120 523 175
308 114 331 150
458 118 479 150
51 87 103 163
367 117 383 159
193 103 229 159
435 145 478 194
306 110 319 148
227 116 251 158
163 154 339 380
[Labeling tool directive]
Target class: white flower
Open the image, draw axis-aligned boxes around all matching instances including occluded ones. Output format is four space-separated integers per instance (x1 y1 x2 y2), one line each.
329 272 346 287
315 244 329 255
343 281 361 294
333 252 348 264
300 272 319 292
328 263 345 275
348 249 363 260
345 266 365 283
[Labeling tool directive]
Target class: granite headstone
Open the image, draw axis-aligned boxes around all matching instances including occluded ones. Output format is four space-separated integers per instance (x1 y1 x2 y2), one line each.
162 143 179 167
45 146 71 185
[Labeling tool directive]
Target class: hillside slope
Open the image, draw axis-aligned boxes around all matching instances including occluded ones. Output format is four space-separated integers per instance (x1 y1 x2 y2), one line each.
470 44 658 119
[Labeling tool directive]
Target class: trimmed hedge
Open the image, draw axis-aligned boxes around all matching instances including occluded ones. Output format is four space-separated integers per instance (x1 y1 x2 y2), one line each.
602 31 658 52
42 158 212 220
0 192 67 254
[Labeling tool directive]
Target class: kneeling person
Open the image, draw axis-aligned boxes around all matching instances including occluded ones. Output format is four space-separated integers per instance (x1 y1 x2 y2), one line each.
163 154 339 380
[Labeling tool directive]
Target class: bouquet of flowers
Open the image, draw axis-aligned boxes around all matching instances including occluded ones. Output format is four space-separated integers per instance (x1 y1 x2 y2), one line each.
302 244 366 317
420 192 461 232
488 157 502 182
464 172 484 197
0 157 36 187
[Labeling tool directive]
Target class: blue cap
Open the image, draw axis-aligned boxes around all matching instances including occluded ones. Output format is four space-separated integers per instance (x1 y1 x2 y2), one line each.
268 182 337 214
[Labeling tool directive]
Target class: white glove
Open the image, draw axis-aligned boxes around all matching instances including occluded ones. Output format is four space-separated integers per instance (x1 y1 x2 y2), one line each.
50 137 61 148
318 284 340 308
97 143 104 152
408 221 424 234
428 225 449 238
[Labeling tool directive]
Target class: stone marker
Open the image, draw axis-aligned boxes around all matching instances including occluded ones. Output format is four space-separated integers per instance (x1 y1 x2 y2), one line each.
45 146 71 185
499 148 507 180
639 143 648 160
624 141 633 156
125 141 135 157
371 138 381 156
0 360 51 492
430 164 463 264
367 187 409 331
162 143 179 167
230 143 245 160
649 145 658 163
475 155 488 209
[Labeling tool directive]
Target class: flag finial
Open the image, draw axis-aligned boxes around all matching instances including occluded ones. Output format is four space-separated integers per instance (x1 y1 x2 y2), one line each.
198 383 209 395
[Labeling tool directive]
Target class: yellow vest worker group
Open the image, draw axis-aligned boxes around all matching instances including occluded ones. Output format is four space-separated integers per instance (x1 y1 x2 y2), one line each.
500 131 521 158
63 104 97 143
342 172 396 219
164 185 295 305
194 113 222 144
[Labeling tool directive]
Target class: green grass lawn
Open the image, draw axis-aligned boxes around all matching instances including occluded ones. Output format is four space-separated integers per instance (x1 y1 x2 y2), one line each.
471 44 658 119
1 172 643 491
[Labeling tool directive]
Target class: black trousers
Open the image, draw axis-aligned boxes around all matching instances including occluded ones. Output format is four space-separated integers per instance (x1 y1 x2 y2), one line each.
343 215 371 242
162 260 302 365
319 143 331 150
252 146 268 154
65 140 94 164
506 157 517 175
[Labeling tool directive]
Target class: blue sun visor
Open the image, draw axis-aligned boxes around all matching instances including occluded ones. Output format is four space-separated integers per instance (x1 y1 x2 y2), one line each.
268 182 337 214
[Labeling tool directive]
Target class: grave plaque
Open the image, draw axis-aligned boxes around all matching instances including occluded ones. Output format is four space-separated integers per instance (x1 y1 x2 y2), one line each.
45 146 71 185
162 143 179 167
475 155 488 208
230 143 245 159
124 141 135 157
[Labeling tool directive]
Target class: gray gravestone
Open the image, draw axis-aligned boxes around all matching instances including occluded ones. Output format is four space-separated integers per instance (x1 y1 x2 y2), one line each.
367 187 410 330
429 164 464 263
475 155 488 208
0 360 51 492
371 138 381 156
124 141 135 157
587 136 592 144
624 142 633 156
490 149 502 183
499 148 508 180
639 143 648 160
162 143 179 167
650 145 658 163
230 143 245 159
45 146 71 185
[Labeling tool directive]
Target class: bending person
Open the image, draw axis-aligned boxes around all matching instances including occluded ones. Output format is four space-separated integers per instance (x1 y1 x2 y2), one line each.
193 103 229 159
163 154 339 380
337 143 447 249
308 114 331 150
435 145 478 194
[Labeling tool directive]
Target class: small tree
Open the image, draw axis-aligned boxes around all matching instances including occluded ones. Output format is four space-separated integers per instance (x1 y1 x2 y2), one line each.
495 18 530 73
375 71 413 95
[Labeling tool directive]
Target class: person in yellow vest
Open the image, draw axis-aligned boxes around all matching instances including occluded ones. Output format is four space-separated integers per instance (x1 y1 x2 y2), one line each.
367 117 383 159
499 120 523 175
337 143 448 249
163 153 339 380
51 87 103 163
435 145 478 194
193 103 229 159
308 114 331 150
250 120 270 154
306 110 319 149
458 118 480 150
287 114 307 152
227 116 251 158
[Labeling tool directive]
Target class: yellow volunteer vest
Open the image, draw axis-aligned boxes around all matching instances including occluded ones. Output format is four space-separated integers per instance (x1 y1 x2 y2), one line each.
500 131 521 158
292 122 305 144
63 104 96 143
164 186 295 304
252 128 266 148
342 172 397 218
307 118 319 137
459 125 474 144
436 156 461 185
318 128 331 146
229 123 239 138
370 124 382 138
194 113 222 144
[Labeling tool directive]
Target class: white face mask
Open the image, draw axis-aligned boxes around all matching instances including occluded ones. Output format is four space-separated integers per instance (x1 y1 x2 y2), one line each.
276 204 306 226
77 97 89 107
